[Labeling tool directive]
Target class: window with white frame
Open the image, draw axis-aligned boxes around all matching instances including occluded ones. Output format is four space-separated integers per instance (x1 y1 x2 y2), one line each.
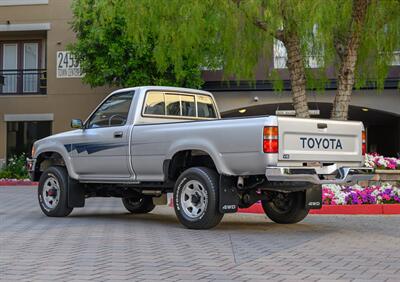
273 24 324 69
200 57 223 71
391 50 400 66
273 39 287 69
0 41 43 94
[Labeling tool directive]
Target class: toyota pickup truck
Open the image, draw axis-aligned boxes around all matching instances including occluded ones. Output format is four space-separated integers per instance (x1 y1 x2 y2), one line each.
28 86 373 229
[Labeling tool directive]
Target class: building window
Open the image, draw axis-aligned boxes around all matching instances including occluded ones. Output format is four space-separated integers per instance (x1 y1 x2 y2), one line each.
273 25 324 69
0 41 46 95
273 39 288 69
200 57 224 71
0 0 48 6
6 121 52 159
391 50 400 66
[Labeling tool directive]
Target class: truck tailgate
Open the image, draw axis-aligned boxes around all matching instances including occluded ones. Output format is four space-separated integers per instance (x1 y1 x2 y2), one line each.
278 116 363 162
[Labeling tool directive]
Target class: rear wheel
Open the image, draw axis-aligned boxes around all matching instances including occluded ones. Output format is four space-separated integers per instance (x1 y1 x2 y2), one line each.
38 166 73 217
261 191 309 224
174 167 223 229
122 196 155 214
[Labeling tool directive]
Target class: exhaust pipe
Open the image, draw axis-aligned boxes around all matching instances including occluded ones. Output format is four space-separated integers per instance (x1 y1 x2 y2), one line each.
142 190 162 196
237 176 244 189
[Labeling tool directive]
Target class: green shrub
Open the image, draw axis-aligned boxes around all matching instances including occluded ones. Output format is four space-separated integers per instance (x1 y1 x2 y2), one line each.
0 154 29 179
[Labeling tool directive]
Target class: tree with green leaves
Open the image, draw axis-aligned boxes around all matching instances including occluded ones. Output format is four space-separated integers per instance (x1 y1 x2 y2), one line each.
323 0 400 120
116 0 331 118
71 0 399 121
70 0 204 88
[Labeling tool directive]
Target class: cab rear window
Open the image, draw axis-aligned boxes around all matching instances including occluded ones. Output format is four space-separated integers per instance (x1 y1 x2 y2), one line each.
197 95 216 118
144 92 165 115
143 91 216 119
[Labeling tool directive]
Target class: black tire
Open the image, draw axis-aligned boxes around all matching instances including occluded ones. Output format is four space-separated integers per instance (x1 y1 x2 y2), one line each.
261 191 309 224
173 167 223 229
38 166 73 217
122 196 155 214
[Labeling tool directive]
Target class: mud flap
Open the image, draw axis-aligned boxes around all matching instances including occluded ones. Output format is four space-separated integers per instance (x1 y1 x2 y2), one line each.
305 185 322 209
219 175 239 213
68 177 85 208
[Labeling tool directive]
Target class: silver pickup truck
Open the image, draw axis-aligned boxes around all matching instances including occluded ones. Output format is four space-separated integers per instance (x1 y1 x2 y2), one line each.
28 86 373 229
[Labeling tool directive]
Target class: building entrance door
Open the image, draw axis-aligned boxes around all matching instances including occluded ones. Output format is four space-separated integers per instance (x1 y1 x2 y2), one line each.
6 121 52 160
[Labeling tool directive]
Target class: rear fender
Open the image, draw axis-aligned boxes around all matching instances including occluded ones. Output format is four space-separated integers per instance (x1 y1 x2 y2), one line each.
166 141 235 175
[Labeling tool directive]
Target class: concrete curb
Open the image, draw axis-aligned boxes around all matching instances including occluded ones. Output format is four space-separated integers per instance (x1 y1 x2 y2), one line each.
239 203 400 215
168 197 400 215
0 181 38 186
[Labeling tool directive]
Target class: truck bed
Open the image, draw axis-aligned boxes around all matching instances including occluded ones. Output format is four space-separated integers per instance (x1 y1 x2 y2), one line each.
131 115 364 181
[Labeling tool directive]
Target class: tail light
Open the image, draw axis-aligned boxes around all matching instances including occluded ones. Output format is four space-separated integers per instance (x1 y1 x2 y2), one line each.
362 131 366 155
263 126 278 153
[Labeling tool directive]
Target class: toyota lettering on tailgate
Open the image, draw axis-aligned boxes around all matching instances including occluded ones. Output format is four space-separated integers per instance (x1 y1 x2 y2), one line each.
300 137 343 150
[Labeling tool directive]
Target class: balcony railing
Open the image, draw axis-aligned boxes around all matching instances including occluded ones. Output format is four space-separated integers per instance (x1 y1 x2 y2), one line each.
0 69 47 95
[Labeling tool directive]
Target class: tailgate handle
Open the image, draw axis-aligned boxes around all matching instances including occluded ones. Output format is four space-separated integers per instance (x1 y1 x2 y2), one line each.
317 123 328 129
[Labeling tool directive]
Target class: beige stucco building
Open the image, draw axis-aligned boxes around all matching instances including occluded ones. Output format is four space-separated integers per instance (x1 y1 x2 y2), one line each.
0 0 112 166
0 0 399 166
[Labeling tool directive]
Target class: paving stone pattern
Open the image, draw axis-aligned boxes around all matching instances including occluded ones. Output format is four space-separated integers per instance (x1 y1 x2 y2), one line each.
1 186 400 282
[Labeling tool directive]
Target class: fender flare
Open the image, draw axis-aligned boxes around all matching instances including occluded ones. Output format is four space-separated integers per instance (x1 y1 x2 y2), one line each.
165 141 235 176
34 141 79 180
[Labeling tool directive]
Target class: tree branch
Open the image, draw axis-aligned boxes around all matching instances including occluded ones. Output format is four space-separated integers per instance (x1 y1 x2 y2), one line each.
231 0 279 39
275 29 285 42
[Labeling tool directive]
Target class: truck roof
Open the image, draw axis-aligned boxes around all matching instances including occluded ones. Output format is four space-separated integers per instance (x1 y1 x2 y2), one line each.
111 86 212 96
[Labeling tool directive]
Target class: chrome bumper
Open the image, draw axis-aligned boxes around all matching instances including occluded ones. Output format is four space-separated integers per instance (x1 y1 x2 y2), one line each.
265 167 374 185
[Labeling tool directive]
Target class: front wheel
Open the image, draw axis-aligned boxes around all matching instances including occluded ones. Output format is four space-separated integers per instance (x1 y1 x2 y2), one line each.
261 191 309 224
174 167 223 229
38 166 73 217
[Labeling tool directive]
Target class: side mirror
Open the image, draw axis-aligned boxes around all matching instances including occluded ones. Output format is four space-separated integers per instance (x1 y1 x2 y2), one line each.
71 119 83 129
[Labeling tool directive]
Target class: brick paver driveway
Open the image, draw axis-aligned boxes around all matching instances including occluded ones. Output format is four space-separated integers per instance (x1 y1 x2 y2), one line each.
1 186 400 282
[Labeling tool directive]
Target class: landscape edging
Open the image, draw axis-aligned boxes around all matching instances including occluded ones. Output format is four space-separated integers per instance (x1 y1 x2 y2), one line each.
0 181 38 186
238 203 400 215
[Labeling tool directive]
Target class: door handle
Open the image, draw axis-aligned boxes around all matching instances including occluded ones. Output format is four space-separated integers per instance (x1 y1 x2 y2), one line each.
317 123 328 129
114 131 123 138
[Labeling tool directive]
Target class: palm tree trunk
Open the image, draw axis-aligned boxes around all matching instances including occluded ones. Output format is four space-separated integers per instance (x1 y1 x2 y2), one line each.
283 33 310 118
331 0 370 120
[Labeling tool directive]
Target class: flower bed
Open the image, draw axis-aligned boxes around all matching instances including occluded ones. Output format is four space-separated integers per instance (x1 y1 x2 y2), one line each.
365 153 400 170
322 183 400 205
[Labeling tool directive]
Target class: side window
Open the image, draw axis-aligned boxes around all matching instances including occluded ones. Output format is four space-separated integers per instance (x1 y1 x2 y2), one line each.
165 94 181 116
197 95 216 118
87 91 134 129
181 95 196 117
144 92 165 115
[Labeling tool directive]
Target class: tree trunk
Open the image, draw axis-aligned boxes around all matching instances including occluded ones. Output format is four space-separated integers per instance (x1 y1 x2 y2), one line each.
283 33 310 118
331 0 370 120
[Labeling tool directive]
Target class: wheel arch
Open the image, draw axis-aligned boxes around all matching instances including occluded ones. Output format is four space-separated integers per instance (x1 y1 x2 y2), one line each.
33 145 77 181
165 142 234 181
165 149 222 182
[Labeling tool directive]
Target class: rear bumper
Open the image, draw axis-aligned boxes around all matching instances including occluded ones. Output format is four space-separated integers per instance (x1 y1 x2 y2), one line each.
265 166 374 185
